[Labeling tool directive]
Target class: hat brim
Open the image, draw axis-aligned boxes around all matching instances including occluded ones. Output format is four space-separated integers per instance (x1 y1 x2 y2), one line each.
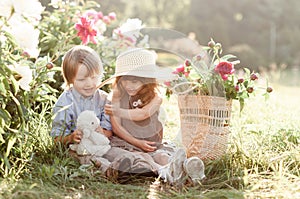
97 66 175 88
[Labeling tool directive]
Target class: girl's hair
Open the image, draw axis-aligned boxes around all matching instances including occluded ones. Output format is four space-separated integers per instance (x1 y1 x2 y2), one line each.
112 76 158 108
62 45 103 88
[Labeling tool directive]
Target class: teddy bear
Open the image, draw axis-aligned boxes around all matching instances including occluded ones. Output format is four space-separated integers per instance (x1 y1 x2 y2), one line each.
69 110 111 157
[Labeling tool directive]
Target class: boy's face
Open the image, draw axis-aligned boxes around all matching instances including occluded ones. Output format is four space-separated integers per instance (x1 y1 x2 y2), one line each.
73 64 102 98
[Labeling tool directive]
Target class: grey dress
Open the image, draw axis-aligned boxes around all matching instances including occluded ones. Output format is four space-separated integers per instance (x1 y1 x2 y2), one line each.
110 95 163 152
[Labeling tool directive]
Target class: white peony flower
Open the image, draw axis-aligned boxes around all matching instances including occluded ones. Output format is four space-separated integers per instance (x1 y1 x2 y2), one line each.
47 71 55 80
0 0 44 24
10 64 33 91
7 21 40 58
0 34 6 44
13 0 44 23
118 18 144 39
0 0 13 19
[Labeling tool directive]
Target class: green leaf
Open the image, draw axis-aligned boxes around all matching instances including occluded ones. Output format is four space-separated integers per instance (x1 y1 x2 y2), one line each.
10 75 20 95
244 68 251 75
239 98 245 112
263 92 270 100
5 135 17 158
220 54 237 61
0 108 10 120
0 128 5 143
243 80 249 88
0 81 6 96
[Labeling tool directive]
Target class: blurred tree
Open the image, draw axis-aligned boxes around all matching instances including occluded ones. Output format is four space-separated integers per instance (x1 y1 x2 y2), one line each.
98 0 190 28
42 0 300 69
181 0 300 69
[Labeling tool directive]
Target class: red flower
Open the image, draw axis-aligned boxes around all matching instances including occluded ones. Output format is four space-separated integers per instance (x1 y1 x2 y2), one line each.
173 64 185 74
215 61 235 80
184 71 190 77
75 17 98 45
235 85 239 91
266 87 273 93
237 78 244 83
250 73 258 81
185 59 191 66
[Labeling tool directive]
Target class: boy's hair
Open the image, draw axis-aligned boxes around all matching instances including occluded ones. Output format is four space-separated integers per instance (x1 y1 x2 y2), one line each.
113 76 158 108
62 45 103 88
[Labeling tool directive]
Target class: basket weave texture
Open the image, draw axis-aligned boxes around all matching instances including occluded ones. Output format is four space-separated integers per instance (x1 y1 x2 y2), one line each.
178 95 232 160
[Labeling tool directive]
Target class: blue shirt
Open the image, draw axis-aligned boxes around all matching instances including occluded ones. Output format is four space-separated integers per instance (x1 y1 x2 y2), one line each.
50 87 112 137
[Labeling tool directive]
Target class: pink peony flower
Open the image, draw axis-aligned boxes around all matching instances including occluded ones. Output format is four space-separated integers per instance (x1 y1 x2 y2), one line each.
108 12 117 20
102 16 111 25
97 11 103 20
215 61 235 80
84 10 103 21
75 16 98 45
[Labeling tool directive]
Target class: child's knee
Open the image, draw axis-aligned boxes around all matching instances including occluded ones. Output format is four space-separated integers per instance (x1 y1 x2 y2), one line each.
153 152 169 165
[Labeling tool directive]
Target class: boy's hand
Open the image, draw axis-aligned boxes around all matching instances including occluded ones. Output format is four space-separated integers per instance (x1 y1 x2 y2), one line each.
71 129 83 144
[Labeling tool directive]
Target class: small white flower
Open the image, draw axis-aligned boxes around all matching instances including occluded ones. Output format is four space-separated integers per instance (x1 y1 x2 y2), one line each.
95 19 107 35
50 0 60 8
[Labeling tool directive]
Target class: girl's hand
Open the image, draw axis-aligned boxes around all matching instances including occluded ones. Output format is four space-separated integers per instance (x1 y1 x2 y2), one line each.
136 140 157 152
70 129 83 144
104 104 117 115
96 126 112 138
96 126 104 133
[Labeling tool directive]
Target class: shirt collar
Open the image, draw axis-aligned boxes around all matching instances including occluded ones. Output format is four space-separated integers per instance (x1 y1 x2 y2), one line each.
71 87 96 101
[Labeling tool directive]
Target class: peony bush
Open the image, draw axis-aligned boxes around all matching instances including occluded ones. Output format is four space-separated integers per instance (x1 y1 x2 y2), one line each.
0 0 147 177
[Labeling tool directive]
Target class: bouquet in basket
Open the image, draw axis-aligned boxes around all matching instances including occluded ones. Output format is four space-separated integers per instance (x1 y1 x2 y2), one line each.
165 38 273 112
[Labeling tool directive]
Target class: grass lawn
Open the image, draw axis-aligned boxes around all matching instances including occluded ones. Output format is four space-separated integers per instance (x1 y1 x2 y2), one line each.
1 84 299 199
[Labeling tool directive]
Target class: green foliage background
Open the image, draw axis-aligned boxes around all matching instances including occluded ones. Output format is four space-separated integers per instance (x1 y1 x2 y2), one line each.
94 0 300 71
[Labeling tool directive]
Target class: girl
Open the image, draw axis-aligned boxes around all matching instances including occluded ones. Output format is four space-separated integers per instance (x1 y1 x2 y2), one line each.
102 48 205 185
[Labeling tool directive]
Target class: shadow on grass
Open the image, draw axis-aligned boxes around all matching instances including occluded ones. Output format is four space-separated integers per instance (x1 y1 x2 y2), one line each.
1 141 247 199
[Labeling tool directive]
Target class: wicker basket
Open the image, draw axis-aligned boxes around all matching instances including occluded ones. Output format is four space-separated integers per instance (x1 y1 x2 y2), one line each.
178 95 232 160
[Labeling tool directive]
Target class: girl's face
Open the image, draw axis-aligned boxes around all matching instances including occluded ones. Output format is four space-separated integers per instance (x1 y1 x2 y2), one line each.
120 76 144 96
73 64 102 98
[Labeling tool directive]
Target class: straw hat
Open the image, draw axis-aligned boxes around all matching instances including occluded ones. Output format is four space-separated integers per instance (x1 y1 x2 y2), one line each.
98 48 175 88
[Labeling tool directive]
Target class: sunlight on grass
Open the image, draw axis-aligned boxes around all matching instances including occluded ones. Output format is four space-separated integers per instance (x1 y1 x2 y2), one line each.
161 84 300 198
1 85 299 198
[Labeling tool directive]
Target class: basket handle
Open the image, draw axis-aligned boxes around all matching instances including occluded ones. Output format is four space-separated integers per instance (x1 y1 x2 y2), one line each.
170 81 200 95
